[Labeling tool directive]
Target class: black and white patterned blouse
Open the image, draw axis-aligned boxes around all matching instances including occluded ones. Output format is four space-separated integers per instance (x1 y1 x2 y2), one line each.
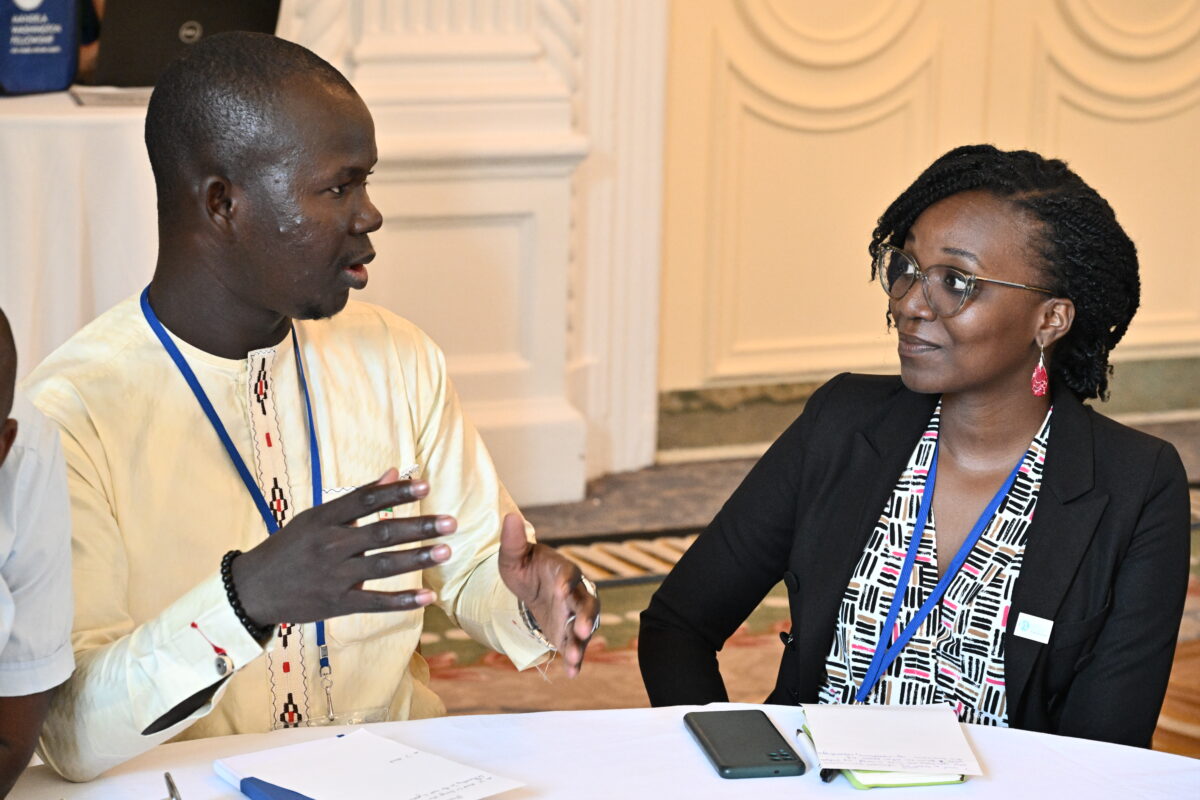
818 403 1052 726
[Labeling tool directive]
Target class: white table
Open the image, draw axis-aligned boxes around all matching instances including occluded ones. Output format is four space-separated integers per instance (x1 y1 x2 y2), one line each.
12 703 1199 799
0 91 157 381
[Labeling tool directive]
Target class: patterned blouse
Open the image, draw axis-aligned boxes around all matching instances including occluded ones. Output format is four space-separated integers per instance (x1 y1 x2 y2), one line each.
818 403 1052 726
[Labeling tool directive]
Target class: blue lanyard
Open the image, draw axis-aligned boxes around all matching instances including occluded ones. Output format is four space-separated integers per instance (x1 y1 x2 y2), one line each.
854 442 1028 702
139 287 332 680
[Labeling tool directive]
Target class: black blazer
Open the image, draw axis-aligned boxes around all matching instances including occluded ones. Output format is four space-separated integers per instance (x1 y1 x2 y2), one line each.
639 373 1190 748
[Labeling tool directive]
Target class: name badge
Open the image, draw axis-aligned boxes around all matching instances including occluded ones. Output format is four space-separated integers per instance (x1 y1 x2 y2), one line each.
1014 612 1054 644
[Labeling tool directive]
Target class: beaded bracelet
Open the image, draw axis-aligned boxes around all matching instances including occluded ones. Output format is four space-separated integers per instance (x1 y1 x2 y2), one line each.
220 550 274 642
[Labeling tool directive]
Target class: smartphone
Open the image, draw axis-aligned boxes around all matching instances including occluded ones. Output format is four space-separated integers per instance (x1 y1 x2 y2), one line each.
684 709 806 779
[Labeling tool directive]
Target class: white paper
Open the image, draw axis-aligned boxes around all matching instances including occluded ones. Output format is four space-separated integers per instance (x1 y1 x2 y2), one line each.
213 728 524 800
802 703 983 775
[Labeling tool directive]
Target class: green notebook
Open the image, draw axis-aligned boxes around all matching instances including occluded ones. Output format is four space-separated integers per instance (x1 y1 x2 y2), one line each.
841 768 965 790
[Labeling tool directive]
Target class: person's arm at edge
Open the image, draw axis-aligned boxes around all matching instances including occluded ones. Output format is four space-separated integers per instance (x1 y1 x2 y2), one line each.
0 689 54 797
1054 440 1190 747
638 373 849 706
0 399 73 790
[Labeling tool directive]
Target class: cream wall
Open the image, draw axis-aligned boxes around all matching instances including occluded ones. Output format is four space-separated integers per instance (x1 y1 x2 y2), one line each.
659 0 1200 392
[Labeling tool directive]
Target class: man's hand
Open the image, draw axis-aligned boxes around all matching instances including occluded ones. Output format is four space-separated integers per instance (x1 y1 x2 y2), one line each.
497 513 599 677
232 468 455 627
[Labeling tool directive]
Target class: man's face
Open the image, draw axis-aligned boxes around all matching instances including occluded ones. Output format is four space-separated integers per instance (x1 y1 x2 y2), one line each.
225 81 382 321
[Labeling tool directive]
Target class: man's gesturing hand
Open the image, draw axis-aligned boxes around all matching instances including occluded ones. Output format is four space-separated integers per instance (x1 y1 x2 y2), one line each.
232 468 455 627
497 513 600 677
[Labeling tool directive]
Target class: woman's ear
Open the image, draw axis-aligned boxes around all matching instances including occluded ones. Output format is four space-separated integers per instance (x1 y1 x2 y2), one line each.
1038 297 1075 349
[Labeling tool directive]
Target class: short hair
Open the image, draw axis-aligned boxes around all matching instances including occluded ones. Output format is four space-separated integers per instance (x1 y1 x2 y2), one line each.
869 144 1139 401
0 308 16 420
144 32 357 212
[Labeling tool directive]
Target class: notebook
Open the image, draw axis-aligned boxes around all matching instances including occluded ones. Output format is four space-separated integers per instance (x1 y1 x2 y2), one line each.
213 728 524 800
800 704 982 790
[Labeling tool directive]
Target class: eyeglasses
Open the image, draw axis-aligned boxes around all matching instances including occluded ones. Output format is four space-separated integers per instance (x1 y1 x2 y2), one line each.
875 244 1055 317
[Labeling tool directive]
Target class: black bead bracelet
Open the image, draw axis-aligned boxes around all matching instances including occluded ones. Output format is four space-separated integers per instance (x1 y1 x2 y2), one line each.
220 550 273 642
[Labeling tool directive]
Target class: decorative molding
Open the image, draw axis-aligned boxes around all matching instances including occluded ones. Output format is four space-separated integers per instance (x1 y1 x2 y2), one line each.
345 0 582 124
536 0 583 99
735 0 922 67
1058 0 1200 60
725 53 934 123
698 40 931 385
363 0 533 34
568 0 669 477
276 0 354 71
1038 41 1200 106
373 132 587 177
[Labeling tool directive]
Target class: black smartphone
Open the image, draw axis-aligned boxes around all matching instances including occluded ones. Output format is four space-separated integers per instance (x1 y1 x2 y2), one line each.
684 709 806 779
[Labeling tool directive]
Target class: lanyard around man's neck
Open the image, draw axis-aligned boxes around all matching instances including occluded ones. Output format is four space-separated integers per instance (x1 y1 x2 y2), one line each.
139 286 335 715
139 287 323 525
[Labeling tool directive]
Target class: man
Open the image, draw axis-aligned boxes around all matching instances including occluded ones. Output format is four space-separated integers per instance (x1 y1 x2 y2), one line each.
0 308 73 797
24 32 598 782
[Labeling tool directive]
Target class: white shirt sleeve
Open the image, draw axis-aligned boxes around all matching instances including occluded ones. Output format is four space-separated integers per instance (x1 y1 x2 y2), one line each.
0 393 75 697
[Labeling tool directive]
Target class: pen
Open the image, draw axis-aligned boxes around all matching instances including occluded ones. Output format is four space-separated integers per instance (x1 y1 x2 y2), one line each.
795 728 838 783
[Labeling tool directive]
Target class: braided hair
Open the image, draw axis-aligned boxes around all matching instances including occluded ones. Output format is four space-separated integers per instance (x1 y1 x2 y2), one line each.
869 144 1139 401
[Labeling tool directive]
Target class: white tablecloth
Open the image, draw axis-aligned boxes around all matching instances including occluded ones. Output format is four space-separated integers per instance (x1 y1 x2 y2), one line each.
0 91 157 380
12 703 1199 799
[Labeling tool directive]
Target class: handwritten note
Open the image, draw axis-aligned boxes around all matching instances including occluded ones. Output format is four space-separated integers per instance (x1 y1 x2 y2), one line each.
801 703 983 776
213 729 523 800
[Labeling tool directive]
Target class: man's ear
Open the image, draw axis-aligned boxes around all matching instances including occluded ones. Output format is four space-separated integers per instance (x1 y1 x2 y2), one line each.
0 418 18 469
1037 297 1075 350
202 176 238 233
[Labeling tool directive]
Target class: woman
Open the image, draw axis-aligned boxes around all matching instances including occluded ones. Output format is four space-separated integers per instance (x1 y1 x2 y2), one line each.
638 145 1190 748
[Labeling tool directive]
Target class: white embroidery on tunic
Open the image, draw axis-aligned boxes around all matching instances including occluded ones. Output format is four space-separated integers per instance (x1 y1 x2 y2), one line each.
246 345 312 729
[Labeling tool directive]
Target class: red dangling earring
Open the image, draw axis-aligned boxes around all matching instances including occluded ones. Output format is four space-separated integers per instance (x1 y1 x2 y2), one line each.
1031 345 1048 397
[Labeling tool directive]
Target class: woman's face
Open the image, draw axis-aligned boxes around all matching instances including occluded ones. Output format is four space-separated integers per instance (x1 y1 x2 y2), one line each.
891 190 1058 398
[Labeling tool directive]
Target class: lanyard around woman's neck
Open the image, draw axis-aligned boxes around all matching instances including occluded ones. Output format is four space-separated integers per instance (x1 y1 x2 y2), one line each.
853 439 1029 703
139 286 335 714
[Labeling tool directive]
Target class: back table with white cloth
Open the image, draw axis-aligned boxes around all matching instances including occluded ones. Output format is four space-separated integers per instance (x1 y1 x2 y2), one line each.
11 704 1199 798
0 92 156 380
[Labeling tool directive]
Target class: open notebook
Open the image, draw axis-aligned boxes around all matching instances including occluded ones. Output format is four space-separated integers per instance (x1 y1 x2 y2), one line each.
801 704 983 789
